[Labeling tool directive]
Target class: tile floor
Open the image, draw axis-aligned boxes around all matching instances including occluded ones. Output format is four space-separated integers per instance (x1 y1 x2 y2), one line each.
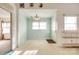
8 40 79 55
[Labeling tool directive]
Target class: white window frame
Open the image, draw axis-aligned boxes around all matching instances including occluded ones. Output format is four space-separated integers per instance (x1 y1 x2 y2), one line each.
2 22 10 34
32 21 47 30
64 16 77 31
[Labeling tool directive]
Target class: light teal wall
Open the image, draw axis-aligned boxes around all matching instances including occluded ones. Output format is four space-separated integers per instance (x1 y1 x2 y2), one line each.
27 17 52 40
18 16 27 46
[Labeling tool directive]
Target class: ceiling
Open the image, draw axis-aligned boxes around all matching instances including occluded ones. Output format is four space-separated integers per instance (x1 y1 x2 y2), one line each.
19 9 57 18
0 8 10 17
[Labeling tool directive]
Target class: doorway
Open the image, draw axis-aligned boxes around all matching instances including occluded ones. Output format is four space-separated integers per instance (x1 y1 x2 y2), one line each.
0 8 12 54
27 17 51 40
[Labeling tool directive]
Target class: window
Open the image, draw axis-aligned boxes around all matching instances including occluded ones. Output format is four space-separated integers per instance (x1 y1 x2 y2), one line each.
52 21 57 31
32 22 39 30
2 22 10 34
40 22 46 29
32 21 47 30
64 16 77 31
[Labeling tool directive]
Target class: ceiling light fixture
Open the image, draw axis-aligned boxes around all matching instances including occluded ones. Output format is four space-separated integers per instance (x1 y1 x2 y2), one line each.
32 14 40 20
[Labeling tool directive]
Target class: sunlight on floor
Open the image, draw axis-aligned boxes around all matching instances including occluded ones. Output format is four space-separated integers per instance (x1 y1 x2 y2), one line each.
22 50 38 55
7 50 22 55
11 51 22 55
7 50 38 55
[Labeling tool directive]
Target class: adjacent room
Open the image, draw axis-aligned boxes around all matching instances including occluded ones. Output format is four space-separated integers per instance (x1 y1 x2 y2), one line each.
0 8 11 54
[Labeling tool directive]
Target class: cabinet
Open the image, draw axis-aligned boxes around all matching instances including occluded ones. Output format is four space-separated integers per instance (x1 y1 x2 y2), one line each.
62 32 79 47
